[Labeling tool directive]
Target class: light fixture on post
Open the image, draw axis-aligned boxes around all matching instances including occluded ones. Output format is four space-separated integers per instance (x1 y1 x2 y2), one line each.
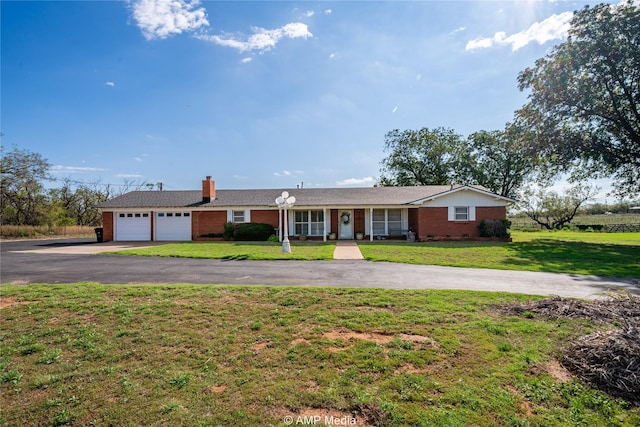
275 191 296 253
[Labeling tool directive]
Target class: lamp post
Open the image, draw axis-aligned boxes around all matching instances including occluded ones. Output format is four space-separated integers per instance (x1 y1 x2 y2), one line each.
275 191 296 253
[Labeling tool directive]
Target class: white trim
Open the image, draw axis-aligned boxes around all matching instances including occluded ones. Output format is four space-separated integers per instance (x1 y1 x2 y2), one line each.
410 185 517 205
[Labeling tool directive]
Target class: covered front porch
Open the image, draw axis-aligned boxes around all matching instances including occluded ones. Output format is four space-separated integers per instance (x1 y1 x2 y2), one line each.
277 207 416 242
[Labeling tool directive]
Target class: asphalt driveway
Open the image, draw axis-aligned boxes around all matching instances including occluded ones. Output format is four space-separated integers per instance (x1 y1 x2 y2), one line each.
1 238 638 299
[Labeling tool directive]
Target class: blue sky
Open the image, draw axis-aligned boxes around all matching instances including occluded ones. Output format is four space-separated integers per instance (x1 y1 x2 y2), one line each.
1 0 618 198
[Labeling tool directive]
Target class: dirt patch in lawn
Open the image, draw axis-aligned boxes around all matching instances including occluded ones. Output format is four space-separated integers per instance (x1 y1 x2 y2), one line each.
0 297 31 310
323 329 438 347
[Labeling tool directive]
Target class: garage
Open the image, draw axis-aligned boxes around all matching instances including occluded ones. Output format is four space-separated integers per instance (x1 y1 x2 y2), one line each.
155 212 192 241
115 212 151 241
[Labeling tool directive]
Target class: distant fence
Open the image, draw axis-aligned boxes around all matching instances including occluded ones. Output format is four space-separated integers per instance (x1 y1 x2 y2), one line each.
509 214 640 232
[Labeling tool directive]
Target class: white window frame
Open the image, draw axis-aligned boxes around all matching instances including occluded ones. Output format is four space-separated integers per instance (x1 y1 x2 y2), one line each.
455 206 469 221
371 208 403 235
294 210 324 236
448 206 476 221
228 209 250 224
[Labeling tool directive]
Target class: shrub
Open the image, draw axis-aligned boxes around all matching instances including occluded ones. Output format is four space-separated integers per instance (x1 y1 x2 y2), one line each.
478 219 511 238
234 223 275 241
223 222 235 240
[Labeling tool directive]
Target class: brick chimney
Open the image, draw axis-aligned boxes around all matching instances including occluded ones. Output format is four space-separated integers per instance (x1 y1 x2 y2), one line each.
202 176 216 202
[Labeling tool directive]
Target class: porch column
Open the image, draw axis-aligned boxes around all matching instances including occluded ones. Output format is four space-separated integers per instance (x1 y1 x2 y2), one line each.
369 207 374 241
323 208 327 241
278 207 282 242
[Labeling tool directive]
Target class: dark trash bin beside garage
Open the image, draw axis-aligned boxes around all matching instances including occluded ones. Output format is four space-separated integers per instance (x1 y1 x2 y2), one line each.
94 227 104 243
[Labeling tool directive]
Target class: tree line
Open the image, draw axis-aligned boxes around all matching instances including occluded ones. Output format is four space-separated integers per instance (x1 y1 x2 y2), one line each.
379 1 639 229
0 146 151 227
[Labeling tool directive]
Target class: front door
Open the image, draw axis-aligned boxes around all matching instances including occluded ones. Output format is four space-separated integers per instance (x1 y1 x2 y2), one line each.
338 210 353 239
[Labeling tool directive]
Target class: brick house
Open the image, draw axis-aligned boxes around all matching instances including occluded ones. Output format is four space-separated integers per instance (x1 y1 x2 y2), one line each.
96 176 515 242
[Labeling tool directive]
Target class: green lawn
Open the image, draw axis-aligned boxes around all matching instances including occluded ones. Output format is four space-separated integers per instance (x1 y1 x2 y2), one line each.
112 232 640 278
2 283 637 426
359 231 640 278
111 241 335 260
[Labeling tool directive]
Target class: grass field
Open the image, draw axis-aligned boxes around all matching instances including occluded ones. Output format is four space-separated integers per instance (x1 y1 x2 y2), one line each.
0 225 96 239
359 231 640 278
111 241 336 260
1 284 638 426
113 231 640 278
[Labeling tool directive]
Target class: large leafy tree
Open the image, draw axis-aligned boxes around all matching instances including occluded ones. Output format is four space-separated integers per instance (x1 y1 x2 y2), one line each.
379 127 467 186
520 184 598 230
467 124 537 199
516 1 640 197
0 146 51 225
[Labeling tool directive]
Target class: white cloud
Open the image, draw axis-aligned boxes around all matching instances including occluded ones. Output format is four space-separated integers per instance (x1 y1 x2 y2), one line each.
466 11 573 51
105 81 115 87
134 157 142 162
452 26 466 33
324 9 332 15
274 169 303 177
305 10 314 18
336 177 375 186
51 165 108 173
233 174 248 180
240 57 252 64
130 0 209 40
116 173 144 178
197 22 312 53
329 53 336 59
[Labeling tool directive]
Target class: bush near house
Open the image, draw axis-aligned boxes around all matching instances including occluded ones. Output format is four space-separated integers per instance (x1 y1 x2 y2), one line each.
233 223 275 241
478 219 511 238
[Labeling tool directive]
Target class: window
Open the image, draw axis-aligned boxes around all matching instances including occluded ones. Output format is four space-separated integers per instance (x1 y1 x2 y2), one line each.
158 213 165 217
127 213 133 218
455 207 469 221
372 209 403 235
135 213 141 217
372 209 386 236
142 213 149 218
119 214 125 218
183 212 190 217
175 213 182 217
167 213 173 217
387 209 402 235
294 210 324 236
232 210 246 223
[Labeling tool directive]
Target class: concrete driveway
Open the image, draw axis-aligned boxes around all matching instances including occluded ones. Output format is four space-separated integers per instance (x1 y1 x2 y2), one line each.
1 238 638 299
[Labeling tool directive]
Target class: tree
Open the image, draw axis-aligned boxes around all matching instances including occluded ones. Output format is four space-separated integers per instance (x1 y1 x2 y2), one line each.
49 178 110 226
516 1 640 197
467 124 537 199
520 184 598 230
379 127 466 186
0 146 51 225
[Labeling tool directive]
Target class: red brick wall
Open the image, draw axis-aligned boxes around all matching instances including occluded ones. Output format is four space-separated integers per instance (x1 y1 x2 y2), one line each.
102 212 113 242
192 211 227 238
250 210 279 228
417 206 507 239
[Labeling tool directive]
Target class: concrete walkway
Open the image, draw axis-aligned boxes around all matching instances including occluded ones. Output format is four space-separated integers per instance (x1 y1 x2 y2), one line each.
333 241 364 260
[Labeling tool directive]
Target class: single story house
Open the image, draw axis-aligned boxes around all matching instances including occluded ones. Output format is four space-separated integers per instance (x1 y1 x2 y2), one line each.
97 176 516 242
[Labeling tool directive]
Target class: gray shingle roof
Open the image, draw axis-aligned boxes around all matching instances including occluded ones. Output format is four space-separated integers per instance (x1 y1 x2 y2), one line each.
97 185 503 209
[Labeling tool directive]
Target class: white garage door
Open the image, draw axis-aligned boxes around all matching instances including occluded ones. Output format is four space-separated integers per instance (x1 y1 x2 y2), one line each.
156 212 192 241
115 212 151 241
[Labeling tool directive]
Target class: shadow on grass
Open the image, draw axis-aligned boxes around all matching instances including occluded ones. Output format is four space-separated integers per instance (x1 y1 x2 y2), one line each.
504 239 640 278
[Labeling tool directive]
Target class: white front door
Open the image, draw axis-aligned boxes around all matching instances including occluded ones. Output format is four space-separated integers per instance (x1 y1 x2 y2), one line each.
338 210 353 239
